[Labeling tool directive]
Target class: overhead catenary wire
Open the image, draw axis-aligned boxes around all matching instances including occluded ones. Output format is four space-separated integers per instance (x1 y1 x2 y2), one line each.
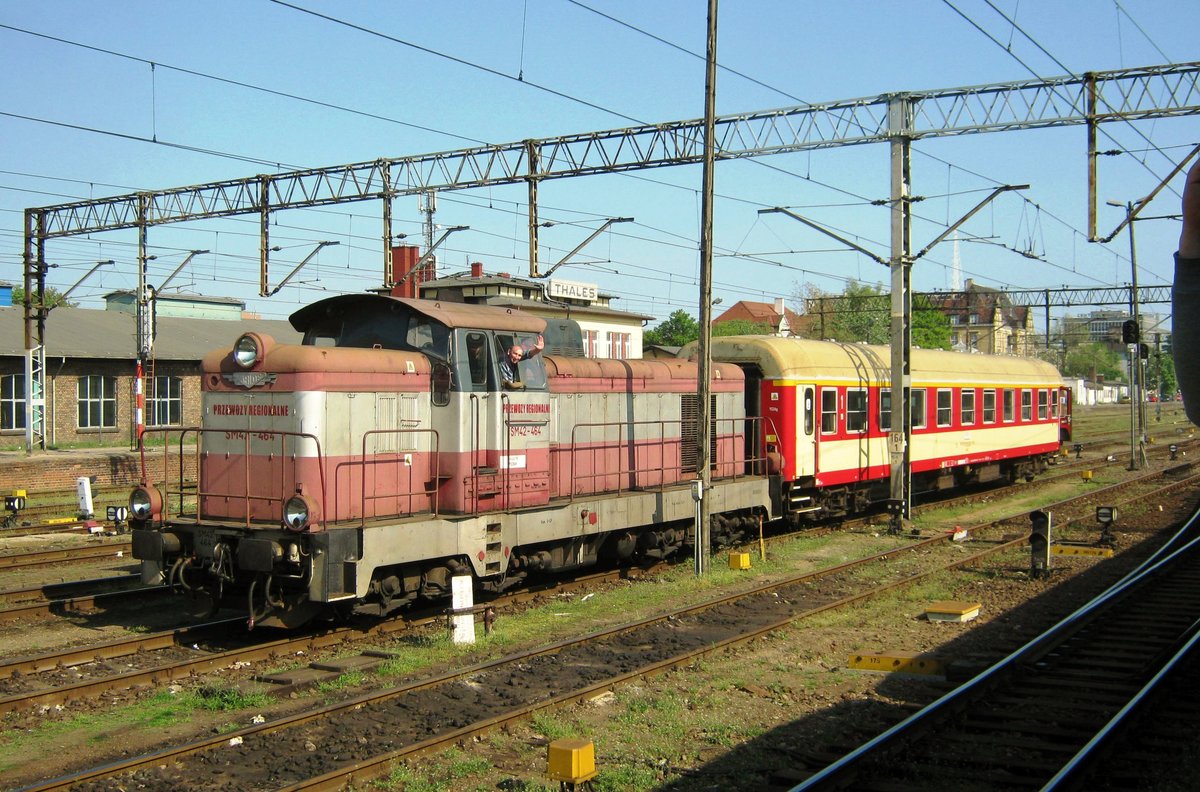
4 5 1187 323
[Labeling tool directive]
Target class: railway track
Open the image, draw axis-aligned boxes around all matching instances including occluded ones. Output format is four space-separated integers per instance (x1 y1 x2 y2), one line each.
792 502 1200 791
2 460 1193 718
15 471 1200 791
0 582 163 625
0 541 132 571
0 574 143 608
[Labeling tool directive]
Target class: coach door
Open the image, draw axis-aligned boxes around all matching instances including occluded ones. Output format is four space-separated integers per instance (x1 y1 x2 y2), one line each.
794 385 816 479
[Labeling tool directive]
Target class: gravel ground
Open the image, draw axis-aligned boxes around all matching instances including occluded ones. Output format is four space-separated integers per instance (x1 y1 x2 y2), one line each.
1 484 1197 791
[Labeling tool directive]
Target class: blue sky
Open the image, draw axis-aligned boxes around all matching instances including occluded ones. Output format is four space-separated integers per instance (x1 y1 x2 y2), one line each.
2 1 1196 332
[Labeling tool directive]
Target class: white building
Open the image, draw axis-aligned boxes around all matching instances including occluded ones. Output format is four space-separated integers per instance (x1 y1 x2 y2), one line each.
419 263 652 359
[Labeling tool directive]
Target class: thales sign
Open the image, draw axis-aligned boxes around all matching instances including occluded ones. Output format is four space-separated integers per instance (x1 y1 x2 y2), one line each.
548 278 598 302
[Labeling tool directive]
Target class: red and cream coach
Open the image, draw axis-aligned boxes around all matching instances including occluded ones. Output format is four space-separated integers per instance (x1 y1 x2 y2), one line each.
704 336 1070 520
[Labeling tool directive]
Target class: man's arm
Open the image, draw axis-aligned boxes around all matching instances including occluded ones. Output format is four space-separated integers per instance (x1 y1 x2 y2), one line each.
528 334 546 359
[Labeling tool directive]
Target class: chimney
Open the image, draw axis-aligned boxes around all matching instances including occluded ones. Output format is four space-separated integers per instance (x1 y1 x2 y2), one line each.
471 261 484 278
773 297 785 315
390 245 423 299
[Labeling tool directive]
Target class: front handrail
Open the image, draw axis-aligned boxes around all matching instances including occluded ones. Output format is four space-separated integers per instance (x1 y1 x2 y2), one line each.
142 427 327 531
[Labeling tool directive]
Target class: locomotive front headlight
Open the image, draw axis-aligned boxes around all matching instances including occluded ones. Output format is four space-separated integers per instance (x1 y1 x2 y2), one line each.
233 333 263 369
128 485 163 521
283 495 313 532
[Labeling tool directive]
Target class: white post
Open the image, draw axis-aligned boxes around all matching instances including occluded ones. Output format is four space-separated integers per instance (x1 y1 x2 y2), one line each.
76 476 94 520
451 575 475 644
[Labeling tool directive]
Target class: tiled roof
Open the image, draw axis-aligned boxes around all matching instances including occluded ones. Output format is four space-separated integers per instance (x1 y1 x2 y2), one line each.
0 305 301 360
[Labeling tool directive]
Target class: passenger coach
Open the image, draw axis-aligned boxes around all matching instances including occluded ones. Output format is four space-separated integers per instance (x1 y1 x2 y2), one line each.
705 337 1070 520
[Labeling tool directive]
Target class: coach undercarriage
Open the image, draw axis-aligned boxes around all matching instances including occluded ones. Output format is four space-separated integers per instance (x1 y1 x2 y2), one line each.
785 452 1055 521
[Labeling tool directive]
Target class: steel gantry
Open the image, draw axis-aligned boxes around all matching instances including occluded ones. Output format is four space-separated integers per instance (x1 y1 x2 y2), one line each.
21 60 1200 456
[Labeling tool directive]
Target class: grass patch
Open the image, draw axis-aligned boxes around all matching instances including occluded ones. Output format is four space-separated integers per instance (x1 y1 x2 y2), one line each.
0 685 271 773
316 670 367 694
529 711 578 742
377 749 534 791
189 683 273 712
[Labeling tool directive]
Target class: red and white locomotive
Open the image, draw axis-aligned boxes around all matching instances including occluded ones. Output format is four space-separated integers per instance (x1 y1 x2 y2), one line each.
129 293 1068 627
130 294 769 627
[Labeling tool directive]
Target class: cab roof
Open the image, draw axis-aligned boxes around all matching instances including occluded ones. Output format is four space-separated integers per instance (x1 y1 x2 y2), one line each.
290 293 547 334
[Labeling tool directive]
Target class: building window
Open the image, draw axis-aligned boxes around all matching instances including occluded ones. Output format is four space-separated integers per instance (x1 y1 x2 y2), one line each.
846 389 867 433
911 388 927 430
961 389 976 425
607 331 630 359
1002 389 1015 422
583 330 599 359
77 375 117 429
1 374 25 431
936 389 953 427
147 375 183 427
820 388 838 434
982 389 996 423
879 388 891 431
1021 389 1033 421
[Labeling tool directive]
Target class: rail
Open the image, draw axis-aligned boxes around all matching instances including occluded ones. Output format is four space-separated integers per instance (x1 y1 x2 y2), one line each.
793 497 1200 790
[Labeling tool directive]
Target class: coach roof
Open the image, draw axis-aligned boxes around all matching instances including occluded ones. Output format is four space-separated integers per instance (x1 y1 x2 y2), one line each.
290 293 547 334
704 336 1062 386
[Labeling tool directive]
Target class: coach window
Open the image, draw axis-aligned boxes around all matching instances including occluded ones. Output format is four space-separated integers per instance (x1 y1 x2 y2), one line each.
878 389 891 431
911 388 927 430
1049 389 1059 418
983 389 996 423
78 375 117 430
936 389 953 427
820 388 838 434
803 387 814 435
846 388 867 433
1037 389 1049 420
1002 389 1015 423
1021 389 1033 421
961 389 976 426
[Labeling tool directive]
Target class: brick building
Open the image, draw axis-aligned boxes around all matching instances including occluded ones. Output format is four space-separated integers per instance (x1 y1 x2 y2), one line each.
924 279 1036 356
0 298 299 451
712 298 807 336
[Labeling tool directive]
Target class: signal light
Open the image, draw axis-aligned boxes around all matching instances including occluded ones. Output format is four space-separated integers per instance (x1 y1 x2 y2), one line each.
1121 319 1139 344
